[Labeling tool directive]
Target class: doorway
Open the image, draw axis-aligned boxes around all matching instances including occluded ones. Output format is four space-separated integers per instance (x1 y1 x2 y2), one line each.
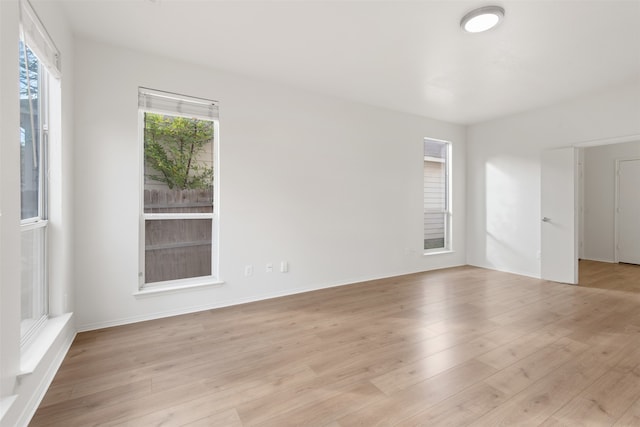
541 136 640 286
577 139 640 291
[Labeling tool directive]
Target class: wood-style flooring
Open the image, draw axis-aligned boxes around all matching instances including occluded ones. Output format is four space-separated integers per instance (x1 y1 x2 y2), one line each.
579 259 640 293
31 265 640 426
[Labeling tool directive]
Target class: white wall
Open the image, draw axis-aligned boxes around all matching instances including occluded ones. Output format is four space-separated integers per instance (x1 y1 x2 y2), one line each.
467 79 640 278
0 1 75 425
582 141 640 262
73 38 467 331
0 0 23 407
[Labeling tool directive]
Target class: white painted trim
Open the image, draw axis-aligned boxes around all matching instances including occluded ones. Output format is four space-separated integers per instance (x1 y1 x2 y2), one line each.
12 314 75 427
424 156 445 163
578 150 585 260
422 136 451 144
19 313 73 376
467 261 541 280
19 0 61 78
143 213 213 220
134 279 224 297
424 249 455 256
423 138 453 252
615 159 620 263
551 134 640 284
138 109 145 290
580 256 615 263
137 109 220 289
138 87 219 122
19 219 48 229
78 263 466 332
212 119 221 281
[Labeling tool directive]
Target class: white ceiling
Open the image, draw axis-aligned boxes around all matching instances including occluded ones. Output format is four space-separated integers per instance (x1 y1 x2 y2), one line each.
58 0 640 125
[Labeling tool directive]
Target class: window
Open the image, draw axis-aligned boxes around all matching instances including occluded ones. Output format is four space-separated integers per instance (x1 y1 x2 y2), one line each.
19 0 61 344
138 88 219 289
423 138 451 252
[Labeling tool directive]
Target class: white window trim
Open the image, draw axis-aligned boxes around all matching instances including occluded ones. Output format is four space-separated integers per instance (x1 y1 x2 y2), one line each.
19 40 52 347
133 277 224 297
138 87 218 121
20 219 48 230
19 313 72 378
19 0 61 78
423 138 452 255
144 213 214 221
137 90 220 291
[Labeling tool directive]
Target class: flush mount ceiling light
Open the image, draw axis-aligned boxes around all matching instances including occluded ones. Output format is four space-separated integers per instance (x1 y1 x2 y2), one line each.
461 6 505 33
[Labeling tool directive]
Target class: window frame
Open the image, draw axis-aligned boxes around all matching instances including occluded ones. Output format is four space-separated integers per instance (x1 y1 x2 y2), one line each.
423 138 452 255
19 39 50 346
137 90 220 291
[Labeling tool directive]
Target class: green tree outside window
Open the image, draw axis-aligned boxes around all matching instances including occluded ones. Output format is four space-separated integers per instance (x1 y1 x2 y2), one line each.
144 113 213 190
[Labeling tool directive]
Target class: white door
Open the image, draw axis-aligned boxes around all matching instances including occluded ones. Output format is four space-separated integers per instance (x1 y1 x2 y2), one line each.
541 147 578 284
617 159 640 264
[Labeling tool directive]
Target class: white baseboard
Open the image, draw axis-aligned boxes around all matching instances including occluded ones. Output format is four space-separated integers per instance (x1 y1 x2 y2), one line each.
580 257 615 263
76 263 466 332
467 261 540 280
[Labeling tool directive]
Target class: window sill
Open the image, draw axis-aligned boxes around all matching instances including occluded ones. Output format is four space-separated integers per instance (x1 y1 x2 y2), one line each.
423 249 455 256
19 312 73 380
134 279 224 297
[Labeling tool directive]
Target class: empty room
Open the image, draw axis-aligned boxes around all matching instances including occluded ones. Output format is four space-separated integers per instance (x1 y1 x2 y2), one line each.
1 0 640 426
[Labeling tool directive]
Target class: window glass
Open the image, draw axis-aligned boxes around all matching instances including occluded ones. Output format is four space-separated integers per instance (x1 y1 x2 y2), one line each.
424 139 450 251
21 227 47 337
140 104 217 287
145 219 212 283
143 113 214 214
19 39 49 343
20 41 43 221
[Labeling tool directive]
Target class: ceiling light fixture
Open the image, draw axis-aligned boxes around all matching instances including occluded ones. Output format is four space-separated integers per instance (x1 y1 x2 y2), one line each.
460 6 504 33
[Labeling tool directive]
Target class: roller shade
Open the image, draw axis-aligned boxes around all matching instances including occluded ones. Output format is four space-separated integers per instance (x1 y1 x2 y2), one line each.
19 0 61 78
138 87 219 121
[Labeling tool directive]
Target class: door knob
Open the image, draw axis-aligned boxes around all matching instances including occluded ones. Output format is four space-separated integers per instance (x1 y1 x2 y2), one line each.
542 217 551 222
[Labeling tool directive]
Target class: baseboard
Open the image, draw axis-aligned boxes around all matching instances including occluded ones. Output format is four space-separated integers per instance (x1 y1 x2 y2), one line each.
580 257 616 263
467 261 540 280
76 263 467 332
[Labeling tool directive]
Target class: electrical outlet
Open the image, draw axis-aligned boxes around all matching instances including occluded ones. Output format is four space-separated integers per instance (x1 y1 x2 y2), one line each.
266 263 273 273
244 265 253 276
280 261 289 273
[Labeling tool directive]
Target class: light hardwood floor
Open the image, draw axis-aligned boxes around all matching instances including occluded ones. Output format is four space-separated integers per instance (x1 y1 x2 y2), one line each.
31 265 640 426
579 259 640 293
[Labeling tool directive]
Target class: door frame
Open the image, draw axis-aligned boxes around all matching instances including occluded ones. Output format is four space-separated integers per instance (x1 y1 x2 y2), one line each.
544 134 640 284
614 157 640 263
